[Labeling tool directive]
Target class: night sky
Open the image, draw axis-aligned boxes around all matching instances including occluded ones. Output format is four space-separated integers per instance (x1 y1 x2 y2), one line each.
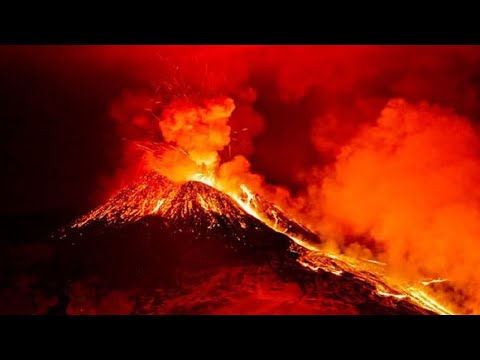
0 47 144 214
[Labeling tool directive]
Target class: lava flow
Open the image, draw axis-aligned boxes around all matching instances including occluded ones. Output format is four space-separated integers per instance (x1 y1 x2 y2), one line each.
67 168 453 314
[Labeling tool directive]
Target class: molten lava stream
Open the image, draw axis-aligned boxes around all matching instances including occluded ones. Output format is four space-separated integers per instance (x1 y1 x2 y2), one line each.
185 174 457 315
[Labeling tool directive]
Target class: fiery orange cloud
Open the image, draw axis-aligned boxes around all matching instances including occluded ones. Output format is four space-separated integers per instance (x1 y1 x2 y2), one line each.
159 97 234 169
306 99 480 313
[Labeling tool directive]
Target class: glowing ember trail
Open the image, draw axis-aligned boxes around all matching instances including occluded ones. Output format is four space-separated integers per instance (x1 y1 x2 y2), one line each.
421 279 449 286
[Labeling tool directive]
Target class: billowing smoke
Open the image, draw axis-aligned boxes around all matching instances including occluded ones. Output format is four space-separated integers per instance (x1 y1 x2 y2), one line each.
305 99 480 312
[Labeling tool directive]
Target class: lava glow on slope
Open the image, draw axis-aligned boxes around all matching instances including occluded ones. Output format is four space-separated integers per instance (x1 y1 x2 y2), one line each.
71 170 454 315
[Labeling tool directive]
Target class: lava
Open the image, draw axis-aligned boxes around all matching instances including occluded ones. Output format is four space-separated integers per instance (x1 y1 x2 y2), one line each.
298 250 454 315
70 170 319 250
421 279 449 286
71 172 174 228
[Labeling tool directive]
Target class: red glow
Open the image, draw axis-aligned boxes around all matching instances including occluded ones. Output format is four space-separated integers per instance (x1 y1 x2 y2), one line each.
5 45 480 314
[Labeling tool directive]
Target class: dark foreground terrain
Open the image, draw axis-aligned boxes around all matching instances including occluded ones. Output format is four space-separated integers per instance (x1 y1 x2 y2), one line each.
0 201 433 315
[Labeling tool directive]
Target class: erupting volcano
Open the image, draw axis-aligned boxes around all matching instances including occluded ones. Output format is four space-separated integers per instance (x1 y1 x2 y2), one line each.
58 169 443 314
6 45 480 315
68 171 320 248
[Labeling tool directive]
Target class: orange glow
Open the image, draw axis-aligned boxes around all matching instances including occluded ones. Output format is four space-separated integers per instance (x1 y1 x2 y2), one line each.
126 96 308 246
159 97 234 169
144 97 235 184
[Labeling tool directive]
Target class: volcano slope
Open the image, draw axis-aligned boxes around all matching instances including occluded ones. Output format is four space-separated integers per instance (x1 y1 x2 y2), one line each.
46 172 434 315
58 176 294 288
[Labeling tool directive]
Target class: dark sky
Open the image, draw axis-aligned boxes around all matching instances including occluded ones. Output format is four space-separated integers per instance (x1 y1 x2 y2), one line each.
0 47 143 214
3 45 480 215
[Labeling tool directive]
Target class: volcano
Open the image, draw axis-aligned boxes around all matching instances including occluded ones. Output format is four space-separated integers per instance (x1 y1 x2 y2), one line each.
48 171 443 315
68 171 321 247
57 172 296 287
